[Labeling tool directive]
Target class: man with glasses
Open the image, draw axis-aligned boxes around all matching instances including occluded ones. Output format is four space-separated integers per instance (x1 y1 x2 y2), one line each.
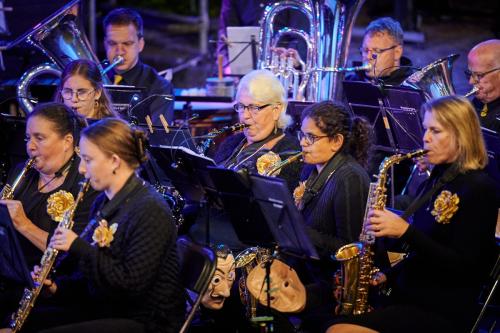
346 17 414 85
467 39 500 133
103 8 174 125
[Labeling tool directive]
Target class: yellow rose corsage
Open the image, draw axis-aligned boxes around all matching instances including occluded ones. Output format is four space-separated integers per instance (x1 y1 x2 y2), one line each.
256 151 281 175
46 190 75 222
431 190 459 224
293 181 306 207
92 219 118 248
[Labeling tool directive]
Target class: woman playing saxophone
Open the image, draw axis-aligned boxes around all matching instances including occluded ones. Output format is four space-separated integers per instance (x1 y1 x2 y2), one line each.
327 96 498 333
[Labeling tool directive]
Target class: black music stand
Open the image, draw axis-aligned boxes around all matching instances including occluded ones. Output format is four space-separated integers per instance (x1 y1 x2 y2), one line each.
206 167 318 327
207 167 319 260
0 205 33 288
343 80 426 153
147 145 217 205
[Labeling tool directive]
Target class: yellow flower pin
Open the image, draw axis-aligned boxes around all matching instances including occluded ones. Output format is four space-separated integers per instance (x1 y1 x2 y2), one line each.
92 220 118 248
256 151 281 175
431 190 459 224
47 190 75 222
293 181 306 207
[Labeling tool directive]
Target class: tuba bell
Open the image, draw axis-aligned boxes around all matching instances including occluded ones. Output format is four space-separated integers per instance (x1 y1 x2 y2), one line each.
259 0 365 102
12 0 110 114
402 53 459 100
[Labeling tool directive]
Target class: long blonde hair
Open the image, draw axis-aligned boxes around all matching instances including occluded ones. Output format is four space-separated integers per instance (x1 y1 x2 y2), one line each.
421 95 487 173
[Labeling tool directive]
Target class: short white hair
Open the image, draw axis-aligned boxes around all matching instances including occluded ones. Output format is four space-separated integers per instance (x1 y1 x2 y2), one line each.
236 69 292 129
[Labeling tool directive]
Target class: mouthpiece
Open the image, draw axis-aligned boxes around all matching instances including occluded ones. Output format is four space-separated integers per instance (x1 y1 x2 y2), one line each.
102 56 125 74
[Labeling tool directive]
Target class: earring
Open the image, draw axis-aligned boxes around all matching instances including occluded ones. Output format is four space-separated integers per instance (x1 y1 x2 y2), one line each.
112 169 116 175
274 121 278 134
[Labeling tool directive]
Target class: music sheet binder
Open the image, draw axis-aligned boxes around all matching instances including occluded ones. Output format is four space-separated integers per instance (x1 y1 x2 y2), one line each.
207 167 319 260
343 80 426 153
0 205 33 288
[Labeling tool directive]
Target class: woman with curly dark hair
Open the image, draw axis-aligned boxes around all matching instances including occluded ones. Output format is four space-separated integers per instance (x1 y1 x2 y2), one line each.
295 100 373 270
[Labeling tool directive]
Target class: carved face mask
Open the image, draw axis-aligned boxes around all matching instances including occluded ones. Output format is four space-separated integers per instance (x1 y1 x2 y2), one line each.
201 254 236 310
246 259 306 313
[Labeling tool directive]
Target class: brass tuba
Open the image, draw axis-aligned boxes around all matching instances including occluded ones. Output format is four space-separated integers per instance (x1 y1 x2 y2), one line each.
259 0 365 102
12 0 110 114
402 54 459 100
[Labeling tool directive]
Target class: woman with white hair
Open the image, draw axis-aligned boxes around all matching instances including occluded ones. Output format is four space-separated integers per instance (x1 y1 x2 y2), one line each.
214 69 302 190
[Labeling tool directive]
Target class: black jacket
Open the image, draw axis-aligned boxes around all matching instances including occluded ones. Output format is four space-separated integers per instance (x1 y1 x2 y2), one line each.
345 56 415 86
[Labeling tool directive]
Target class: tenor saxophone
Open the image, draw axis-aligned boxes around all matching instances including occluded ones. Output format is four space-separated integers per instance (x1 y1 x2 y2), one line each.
0 158 35 200
334 149 426 315
10 179 91 332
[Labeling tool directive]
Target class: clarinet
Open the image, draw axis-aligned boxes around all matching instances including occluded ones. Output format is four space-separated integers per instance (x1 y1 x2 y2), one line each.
10 179 91 332
198 123 249 155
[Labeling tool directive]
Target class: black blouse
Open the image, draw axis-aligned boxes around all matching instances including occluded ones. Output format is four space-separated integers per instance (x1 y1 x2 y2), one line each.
57 174 185 333
8 156 98 269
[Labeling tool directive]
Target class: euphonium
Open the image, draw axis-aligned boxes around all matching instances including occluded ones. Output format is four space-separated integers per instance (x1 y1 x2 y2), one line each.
263 151 303 177
402 54 458 100
334 149 427 315
0 158 36 200
10 179 91 332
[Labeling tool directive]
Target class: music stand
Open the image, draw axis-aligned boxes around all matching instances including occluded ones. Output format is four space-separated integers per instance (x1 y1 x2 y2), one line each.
105 84 145 120
343 80 426 153
147 145 216 205
207 167 319 260
0 205 33 288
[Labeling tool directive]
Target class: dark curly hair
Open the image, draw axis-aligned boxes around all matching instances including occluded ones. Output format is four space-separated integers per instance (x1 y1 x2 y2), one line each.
301 100 373 168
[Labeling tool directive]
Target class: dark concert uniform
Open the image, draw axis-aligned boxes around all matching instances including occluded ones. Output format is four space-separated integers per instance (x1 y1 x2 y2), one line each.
298 151 370 277
473 97 500 133
215 130 302 190
24 174 185 333
0 156 98 325
108 61 174 125
344 56 415 86
331 163 498 333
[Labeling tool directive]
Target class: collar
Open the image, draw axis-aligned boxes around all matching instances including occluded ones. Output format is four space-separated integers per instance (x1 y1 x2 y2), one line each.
98 173 144 220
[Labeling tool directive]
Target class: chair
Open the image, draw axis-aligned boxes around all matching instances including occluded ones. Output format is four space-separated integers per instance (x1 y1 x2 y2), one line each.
177 236 217 333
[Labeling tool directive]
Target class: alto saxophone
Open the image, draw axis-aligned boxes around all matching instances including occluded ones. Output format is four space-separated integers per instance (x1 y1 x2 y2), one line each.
334 149 426 315
10 179 91 333
0 158 36 200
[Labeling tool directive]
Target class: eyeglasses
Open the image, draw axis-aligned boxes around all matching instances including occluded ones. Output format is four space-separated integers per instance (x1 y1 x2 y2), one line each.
359 45 398 56
464 67 500 82
297 131 329 145
233 103 273 115
61 88 95 101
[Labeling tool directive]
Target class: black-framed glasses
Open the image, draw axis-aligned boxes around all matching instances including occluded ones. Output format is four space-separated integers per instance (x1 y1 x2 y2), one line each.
464 67 500 82
61 88 95 101
359 45 398 56
233 103 273 115
297 131 329 145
